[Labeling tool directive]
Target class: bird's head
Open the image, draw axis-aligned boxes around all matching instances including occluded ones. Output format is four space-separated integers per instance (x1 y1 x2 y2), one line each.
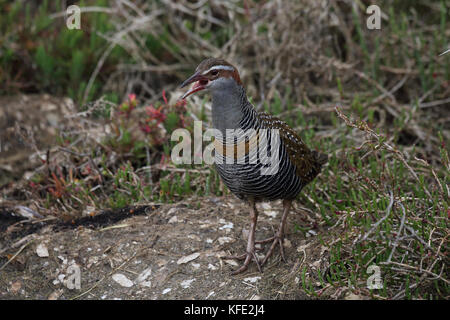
180 58 242 99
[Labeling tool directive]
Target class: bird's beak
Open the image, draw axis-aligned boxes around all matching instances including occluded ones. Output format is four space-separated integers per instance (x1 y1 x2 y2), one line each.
179 72 208 100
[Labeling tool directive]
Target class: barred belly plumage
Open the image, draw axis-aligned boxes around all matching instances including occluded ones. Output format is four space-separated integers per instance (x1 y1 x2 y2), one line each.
213 114 304 201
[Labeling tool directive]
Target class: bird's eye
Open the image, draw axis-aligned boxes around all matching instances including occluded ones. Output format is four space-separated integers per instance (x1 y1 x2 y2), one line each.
211 70 219 76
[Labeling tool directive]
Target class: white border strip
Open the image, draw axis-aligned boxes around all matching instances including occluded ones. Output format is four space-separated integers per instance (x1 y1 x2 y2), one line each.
201 65 234 75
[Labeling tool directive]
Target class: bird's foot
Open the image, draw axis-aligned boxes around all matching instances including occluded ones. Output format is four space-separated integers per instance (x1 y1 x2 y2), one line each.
221 249 262 275
222 244 264 261
258 235 286 267
228 250 262 275
222 235 287 274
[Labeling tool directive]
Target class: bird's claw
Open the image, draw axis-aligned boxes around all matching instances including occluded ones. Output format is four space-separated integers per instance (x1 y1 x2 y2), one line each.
222 253 247 261
260 235 286 267
226 250 262 275
223 235 287 274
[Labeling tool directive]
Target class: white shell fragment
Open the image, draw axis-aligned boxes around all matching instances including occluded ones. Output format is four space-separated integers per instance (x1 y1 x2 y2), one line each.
36 243 49 257
180 279 195 289
177 252 200 265
243 276 261 283
112 273 134 287
134 267 152 284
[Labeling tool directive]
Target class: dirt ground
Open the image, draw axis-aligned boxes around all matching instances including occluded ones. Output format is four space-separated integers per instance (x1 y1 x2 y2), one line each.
0 196 339 300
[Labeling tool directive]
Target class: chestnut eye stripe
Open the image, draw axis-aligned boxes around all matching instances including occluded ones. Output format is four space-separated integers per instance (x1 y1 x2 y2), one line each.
201 65 235 75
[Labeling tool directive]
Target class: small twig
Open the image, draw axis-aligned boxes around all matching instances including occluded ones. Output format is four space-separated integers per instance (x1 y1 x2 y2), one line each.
99 224 130 232
414 156 445 196
0 239 35 272
386 202 406 263
58 147 104 184
144 144 153 198
82 42 115 106
355 190 394 245
136 164 209 174
369 73 409 106
438 48 450 56
418 97 450 109
403 225 434 251
354 70 396 103
380 261 449 285
58 147 90 157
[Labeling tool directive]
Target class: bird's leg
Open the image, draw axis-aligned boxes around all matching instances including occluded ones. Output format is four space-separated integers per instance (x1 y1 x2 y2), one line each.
223 198 262 275
260 199 292 267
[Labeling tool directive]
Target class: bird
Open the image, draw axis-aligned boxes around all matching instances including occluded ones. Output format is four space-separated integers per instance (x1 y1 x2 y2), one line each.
180 58 327 274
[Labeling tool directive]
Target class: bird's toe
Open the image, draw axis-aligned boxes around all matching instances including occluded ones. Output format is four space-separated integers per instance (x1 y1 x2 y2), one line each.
260 235 286 267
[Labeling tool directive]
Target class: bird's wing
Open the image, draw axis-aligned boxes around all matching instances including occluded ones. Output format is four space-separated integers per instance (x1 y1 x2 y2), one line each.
257 112 326 184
